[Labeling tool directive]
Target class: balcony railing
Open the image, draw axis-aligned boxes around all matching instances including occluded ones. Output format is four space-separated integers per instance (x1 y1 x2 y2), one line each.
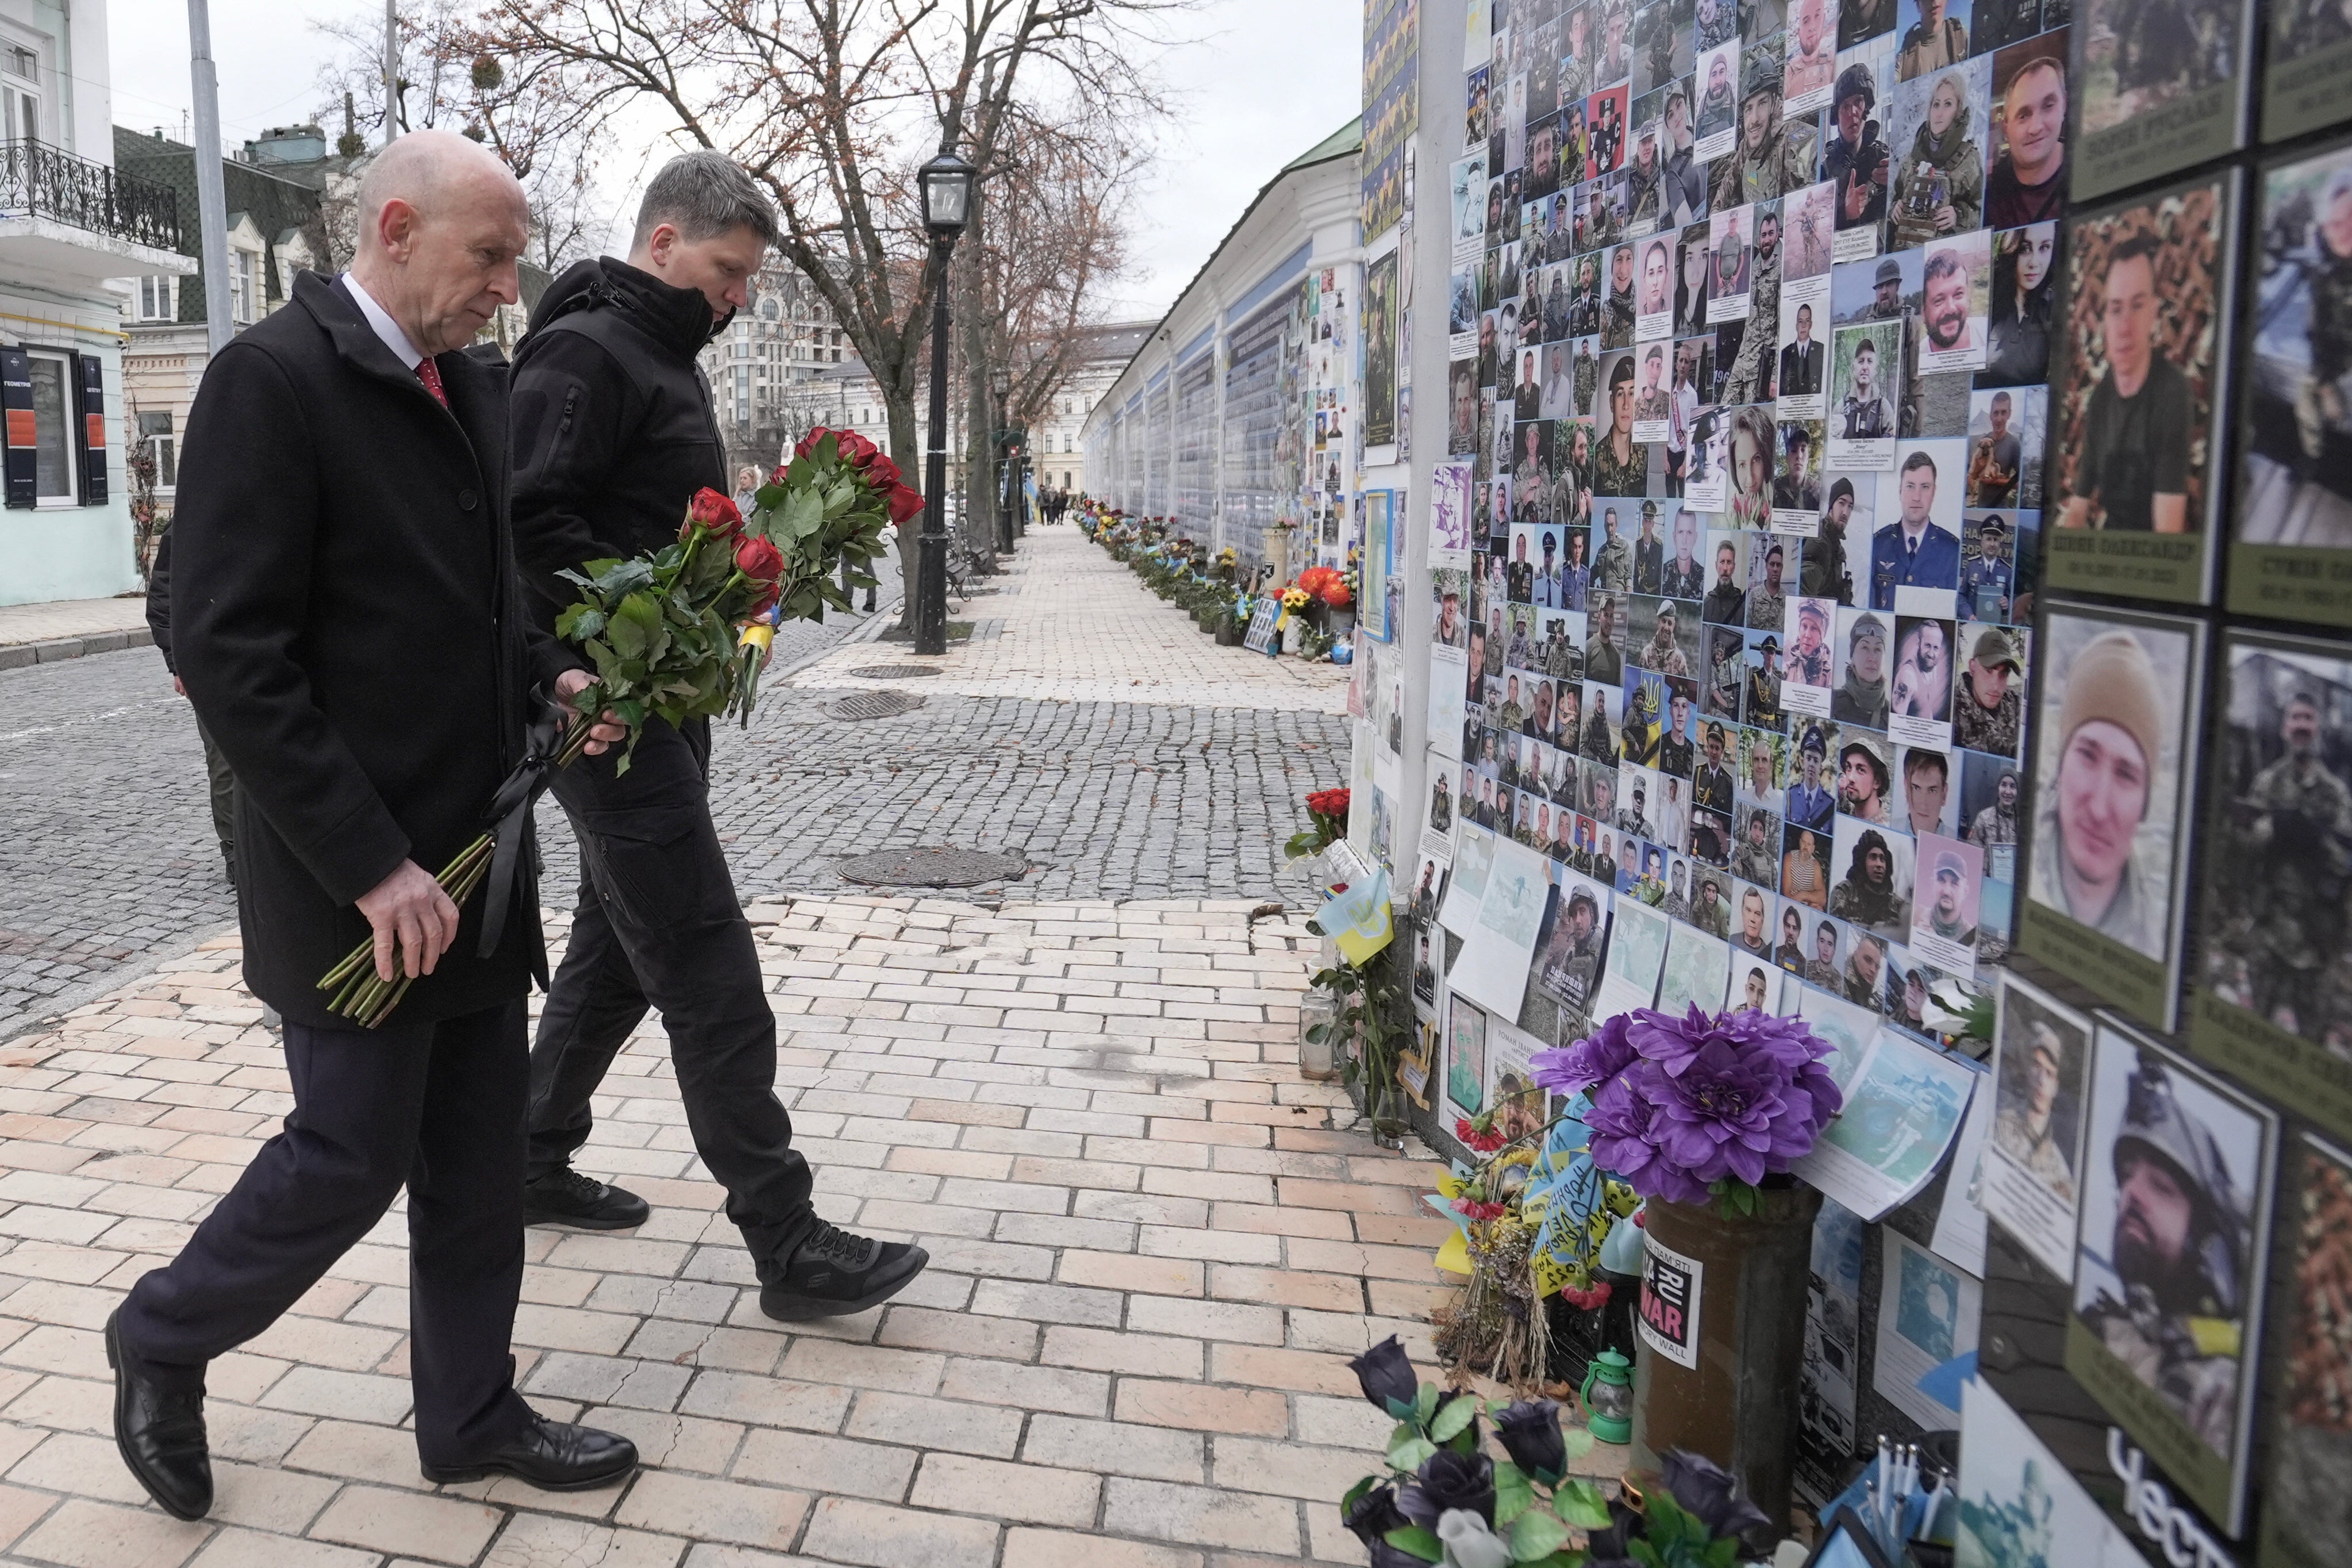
0 140 182 251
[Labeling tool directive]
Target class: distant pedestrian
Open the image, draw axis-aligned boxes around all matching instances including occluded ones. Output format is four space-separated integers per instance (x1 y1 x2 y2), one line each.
143 525 235 887
733 463 760 513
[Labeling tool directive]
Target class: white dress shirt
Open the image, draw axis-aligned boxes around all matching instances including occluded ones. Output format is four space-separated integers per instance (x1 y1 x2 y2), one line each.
341 272 423 371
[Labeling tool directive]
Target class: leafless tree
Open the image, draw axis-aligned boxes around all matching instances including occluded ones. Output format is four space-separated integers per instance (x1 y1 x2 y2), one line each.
470 0 1179 617
311 3 613 271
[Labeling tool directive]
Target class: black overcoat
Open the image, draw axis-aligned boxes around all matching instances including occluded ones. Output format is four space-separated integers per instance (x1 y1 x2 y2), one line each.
170 271 563 1027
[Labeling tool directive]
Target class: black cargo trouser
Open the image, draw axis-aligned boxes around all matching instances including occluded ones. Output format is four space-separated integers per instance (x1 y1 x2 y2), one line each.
524 717 816 1276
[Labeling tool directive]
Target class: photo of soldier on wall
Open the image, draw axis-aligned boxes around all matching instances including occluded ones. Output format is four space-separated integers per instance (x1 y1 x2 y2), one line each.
2199 634 2352 1059
2067 1025 2276 1534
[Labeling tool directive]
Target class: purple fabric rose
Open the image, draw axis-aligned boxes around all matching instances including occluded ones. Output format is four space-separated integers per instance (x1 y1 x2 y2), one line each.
1531 1011 1638 1093
1562 1006 1842 1205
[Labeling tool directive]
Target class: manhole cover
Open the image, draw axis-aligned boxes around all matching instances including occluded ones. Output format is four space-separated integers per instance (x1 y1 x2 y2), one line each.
828 691 926 720
847 663 943 679
836 847 1030 887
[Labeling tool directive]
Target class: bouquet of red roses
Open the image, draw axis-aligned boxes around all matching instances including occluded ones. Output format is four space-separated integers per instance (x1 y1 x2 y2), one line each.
317 428 914 1027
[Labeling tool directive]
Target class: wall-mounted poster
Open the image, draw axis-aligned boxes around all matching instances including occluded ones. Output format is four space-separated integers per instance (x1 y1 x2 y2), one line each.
2068 0 2254 202
2266 0 2352 144
1445 991 1488 1117
1361 0 1420 239
1365 245 1402 454
1979 971 2093 1280
2046 166 2240 606
2190 629 2352 1145
2260 1132 2352 1568
1363 489 1397 641
2018 603 2206 1032
2230 137 2352 629
2066 1021 2278 1537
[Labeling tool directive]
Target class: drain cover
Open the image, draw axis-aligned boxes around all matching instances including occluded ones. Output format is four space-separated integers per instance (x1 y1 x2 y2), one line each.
836 847 1029 887
829 691 927 720
847 663 943 679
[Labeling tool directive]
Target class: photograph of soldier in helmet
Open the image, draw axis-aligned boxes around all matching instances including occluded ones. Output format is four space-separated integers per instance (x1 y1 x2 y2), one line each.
2232 144 2352 622
2074 0 2257 200
2070 1029 2275 1516
1982 974 2091 1279
2198 635 2352 1061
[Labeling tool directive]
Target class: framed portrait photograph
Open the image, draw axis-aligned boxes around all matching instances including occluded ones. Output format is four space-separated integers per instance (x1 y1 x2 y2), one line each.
2189 630 2352 1144
2229 136 2352 628
2069 0 2255 201
2259 1132 2352 1568
1979 970 2094 1280
2267 0 2352 143
2065 1020 2277 1536
2017 602 2207 1032
2047 166 2241 606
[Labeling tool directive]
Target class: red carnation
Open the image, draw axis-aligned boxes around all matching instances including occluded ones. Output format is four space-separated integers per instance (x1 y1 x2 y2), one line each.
688 487 744 539
735 535 784 582
885 482 924 525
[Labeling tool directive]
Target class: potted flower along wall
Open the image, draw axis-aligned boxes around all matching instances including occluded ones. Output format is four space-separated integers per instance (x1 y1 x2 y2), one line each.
1528 1007 1843 1543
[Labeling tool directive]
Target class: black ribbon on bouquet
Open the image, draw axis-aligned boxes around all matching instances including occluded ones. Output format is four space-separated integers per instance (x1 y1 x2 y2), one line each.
476 704 571 959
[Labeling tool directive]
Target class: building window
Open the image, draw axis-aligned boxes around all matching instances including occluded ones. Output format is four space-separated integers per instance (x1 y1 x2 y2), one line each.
137 276 174 321
230 251 256 325
25 351 75 504
140 409 175 491
1 46 37 143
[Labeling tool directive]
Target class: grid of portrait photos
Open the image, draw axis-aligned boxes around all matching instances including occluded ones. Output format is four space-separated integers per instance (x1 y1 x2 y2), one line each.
1437 0 2065 1062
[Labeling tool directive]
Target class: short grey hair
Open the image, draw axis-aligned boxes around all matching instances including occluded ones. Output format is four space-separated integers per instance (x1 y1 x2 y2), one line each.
632 151 779 250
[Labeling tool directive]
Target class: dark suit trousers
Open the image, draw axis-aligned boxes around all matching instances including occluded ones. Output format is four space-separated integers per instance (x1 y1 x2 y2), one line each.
524 754 816 1276
117 999 533 1463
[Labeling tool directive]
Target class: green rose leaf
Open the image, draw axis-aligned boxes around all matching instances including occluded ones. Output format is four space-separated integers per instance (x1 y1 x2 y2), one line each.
1385 1434 1438 1475
1551 1479 1615 1530
1382 1525 1444 1563
1493 1460 1535 1527
1429 1396 1478 1444
1561 1426 1596 1463
1509 1506 1570 1562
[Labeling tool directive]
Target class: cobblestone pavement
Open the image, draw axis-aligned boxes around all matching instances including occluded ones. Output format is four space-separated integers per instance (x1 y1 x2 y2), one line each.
0 894 1534 1568
0 562 899 1044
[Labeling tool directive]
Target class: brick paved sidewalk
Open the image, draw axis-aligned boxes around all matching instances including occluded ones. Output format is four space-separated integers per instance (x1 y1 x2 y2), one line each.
791 527 1351 716
0 894 1462 1567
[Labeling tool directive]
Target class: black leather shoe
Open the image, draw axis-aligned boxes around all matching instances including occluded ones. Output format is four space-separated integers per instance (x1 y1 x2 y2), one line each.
759 1221 929 1321
420 1414 638 1490
106 1310 211 1521
522 1168 650 1231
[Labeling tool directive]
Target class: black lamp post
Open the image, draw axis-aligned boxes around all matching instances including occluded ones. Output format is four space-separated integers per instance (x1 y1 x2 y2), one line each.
914 144 975 656
990 367 1014 555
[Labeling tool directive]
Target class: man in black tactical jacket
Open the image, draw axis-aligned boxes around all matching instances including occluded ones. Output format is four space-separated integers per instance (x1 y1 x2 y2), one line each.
508 151 927 1321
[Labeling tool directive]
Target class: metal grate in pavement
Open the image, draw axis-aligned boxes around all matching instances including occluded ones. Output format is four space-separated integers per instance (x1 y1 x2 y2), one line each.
828 691 927 720
846 663 944 679
835 846 1029 887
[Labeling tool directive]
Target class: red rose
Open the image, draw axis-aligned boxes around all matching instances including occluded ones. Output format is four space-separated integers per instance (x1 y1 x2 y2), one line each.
885 482 925 525
837 430 880 468
793 428 828 460
689 487 743 539
735 535 784 582
862 454 902 489
769 463 791 486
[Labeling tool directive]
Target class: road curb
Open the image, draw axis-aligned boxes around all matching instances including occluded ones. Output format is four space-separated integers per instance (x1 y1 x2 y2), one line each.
0 627 154 671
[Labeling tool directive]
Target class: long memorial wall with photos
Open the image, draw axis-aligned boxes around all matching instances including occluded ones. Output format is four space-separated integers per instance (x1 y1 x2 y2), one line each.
1348 0 2352 1561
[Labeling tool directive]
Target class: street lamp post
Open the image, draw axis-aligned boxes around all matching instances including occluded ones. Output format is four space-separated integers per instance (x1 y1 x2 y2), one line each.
990 367 1013 555
914 145 975 657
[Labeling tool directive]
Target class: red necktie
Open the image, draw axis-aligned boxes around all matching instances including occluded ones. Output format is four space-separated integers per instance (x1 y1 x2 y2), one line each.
416 356 448 408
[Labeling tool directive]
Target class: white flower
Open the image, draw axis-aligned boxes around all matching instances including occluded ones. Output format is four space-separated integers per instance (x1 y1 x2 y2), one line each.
1437 1509 1513 1568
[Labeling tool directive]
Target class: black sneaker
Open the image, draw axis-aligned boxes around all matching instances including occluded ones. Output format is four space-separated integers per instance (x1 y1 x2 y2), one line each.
759 1222 929 1321
522 1169 650 1231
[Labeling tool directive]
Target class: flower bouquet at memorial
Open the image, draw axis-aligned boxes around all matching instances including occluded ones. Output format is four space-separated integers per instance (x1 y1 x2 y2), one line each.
1531 1005 1843 1219
1340 1335 1623 1567
316 429 914 1027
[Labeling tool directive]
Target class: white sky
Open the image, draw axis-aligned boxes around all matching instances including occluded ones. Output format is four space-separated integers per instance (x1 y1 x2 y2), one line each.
103 0 1366 320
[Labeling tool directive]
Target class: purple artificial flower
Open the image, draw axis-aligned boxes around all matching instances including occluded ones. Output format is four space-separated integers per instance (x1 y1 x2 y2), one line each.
1569 1006 1841 1205
1397 1447 1497 1528
1531 1011 1638 1094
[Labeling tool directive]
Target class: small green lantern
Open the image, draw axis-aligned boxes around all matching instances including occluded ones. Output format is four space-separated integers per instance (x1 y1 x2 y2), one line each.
1581 1346 1635 1444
